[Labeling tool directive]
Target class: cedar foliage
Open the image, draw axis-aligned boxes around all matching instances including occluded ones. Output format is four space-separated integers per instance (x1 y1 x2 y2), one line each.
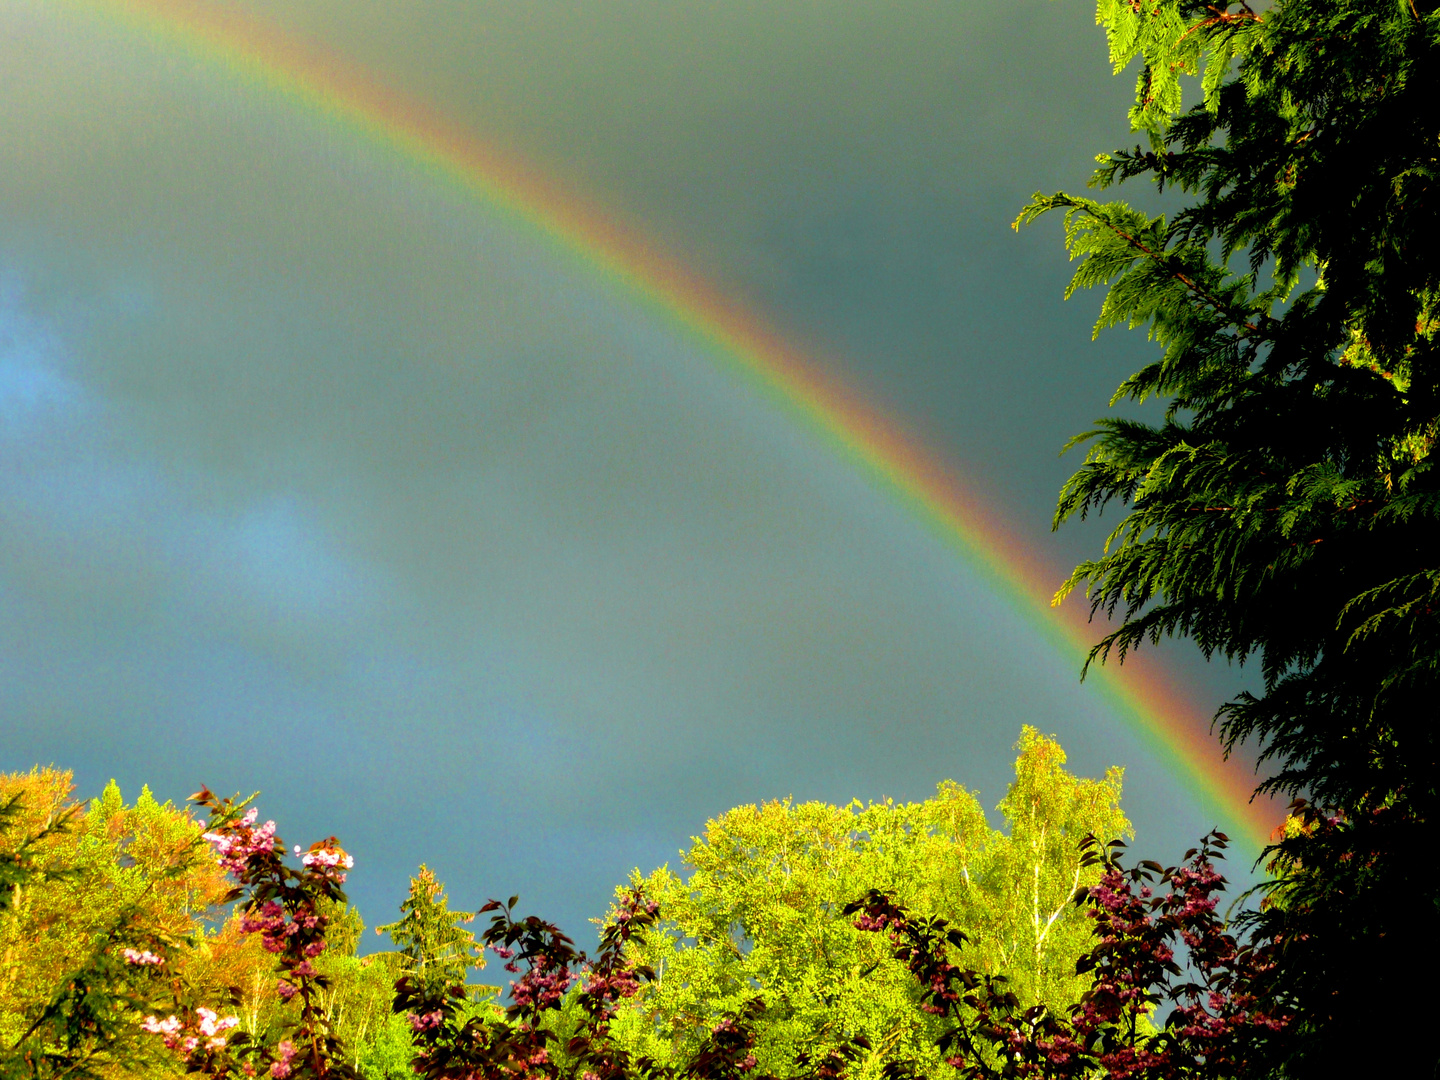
1019 0 1439 1074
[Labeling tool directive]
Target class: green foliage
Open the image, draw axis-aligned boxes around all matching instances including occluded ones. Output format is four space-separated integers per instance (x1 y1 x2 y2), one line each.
0 789 73 921
1021 0 1440 811
1093 0 1266 131
0 771 225 1078
603 729 1127 1080
353 1011 419 1080
375 866 483 998
1022 0 1440 1073
988 728 1127 1006
313 904 410 1073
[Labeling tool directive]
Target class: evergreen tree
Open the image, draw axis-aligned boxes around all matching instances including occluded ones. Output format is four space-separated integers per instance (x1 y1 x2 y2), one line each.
375 866 482 998
1019 1 1439 1073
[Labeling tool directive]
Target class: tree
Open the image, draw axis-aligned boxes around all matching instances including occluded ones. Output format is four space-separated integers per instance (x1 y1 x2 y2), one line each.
375 867 485 999
1017 0 1439 1072
601 730 1127 1079
845 831 1292 1080
183 911 283 1046
986 729 1127 1009
0 772 472 1080
172 786 363 1079
0 770 230 1078
352 1012 418 1080
313 902 410 1074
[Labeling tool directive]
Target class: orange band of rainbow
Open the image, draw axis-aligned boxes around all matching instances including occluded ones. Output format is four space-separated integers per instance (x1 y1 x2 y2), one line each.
72 0 1284 855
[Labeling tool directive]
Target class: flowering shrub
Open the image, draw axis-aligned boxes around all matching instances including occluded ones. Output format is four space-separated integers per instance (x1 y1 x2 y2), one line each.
160 790 1296 1080
3 774 1305 1080
140 1008 241 1056
131 788 363 1079
394 887 883 1080
844 832 1293 1080
392 890 659 1080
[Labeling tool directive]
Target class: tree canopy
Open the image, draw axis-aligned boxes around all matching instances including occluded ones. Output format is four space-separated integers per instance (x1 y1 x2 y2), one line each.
603 730 1127 1080
375 866 484 999
1018 0 1439 1073
0 771 231 1076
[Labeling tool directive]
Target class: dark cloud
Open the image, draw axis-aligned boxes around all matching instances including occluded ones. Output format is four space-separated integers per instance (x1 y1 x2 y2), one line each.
0 0 1258 939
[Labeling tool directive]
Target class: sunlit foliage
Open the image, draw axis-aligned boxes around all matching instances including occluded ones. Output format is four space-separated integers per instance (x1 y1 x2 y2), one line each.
600 730 1127 1078
0 771 228 1077
1020 0 1440 1073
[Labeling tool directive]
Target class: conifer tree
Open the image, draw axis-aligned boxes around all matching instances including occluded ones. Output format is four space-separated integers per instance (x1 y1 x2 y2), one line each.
375 866 482 998
1019 1 1438 1073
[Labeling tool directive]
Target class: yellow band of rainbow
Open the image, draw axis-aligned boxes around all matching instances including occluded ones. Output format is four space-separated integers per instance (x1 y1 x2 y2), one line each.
72 0 1283 855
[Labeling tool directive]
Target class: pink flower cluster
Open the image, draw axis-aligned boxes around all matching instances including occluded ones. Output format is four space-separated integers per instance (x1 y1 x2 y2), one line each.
122 947 163 966
240 900 296 953
199 1008 240 1041
203 807 278 875
850 911 893 933
140 1014 181 1040
1081 867 1175 1021
270 1039 297 1078
239 898 328 961
610 891 660 942
582 968 641 1002
140 1007 239 1056
295 841 354 883
509 952 573 1011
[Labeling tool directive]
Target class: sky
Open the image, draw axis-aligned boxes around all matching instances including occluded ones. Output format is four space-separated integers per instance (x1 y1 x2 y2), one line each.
0 0 1269 940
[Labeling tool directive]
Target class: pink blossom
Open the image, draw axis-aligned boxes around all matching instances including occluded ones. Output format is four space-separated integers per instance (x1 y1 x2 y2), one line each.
271 1039 297 1078
141 1015 182 1036
196 1007 238 1038
298 842 354 882
122 948 163 966
203 808 278 875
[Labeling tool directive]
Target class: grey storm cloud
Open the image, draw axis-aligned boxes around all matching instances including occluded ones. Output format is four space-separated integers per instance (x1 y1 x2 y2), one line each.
0 0 1257 935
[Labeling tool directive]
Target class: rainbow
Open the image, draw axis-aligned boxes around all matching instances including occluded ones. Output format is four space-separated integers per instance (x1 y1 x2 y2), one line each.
72 0 1282 853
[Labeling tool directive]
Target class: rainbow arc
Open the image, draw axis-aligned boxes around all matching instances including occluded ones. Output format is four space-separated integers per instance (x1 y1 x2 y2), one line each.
81 0 1282 853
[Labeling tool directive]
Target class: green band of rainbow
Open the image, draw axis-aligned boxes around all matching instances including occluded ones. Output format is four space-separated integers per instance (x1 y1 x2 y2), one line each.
73 0 1282 855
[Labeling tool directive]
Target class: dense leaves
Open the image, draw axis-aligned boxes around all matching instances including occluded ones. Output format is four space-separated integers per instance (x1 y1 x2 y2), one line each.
601 730 1127 1078
845 833 1291 1080
0 732 1140 1080
0 772 230 1079
1018 1 1440 1071
1026 0 1440 814
375 867 484 1000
